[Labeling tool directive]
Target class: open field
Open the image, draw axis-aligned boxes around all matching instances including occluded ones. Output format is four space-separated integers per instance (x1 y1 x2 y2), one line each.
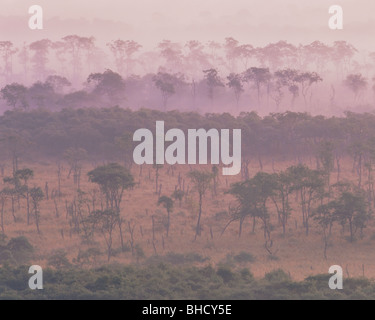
2 156 375 281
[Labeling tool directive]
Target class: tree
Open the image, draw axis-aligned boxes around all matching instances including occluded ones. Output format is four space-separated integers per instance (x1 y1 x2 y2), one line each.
184 40 210 79
295 71 322 106
256 41 297 70
157 196 174 237
87 69 126 105
237 44 254 70
226 172 276 248
88 163 134 250
247 172 276 241
207 41 222 67
273 69 300 108
203 68 224 105
332 189 370 242
14 168 34 225
29 39 51 80
302 41 331 74
51 40 68 77
331 41 357 79
153 164 163 194
211 165 219 196
61 35 96 83
269 72 286 110
317 141 335 187
45 75 71 94
107 39 142 76
18 42 30 83
343 73 368 104
312 202 336 259
271 171 293 235
27 81 55 108
288 165 325 235
89 209 119 261
0 83 28 109
242 67 271 106
114 132 134 170
0 190 6 235
47 249 71 269
172 189 184 207
88 163 134 213
152 72 185 109
157 40 183 72
226 73 244 107
63 147 87 189
29 187 44 234
60 90 91 108
0 133 29 174
223 37 240 72
0 41 18 82
187 170 213 240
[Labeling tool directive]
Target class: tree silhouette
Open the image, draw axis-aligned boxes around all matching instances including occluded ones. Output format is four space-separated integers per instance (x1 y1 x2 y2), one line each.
87 69 126 105
107 39 142 76
242 67 271 106
88 163 134 213
89 209 119 261
272 171 293 235
88 163 134 251
227 172 276 245
153 72 185 109
313 201 336 259
331 188 370 243
14 168 34 225
61 35 96 83
158 196 174 237
158 40 183 72
29 187 44 234
0 83 28 109
288 165 325 236
295 71 322 106
187 170 213 240
343 73 368 104
45 75 71 94
172 189 184 208
227 73 244 107
29 39 51 80
203 68 224 105
0 41 18 82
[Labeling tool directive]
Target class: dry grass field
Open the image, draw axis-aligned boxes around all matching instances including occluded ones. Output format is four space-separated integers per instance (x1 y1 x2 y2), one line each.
2 156 375 281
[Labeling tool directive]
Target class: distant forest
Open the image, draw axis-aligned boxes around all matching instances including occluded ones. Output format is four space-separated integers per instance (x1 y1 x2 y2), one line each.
0 37 374 114
0 108 374 175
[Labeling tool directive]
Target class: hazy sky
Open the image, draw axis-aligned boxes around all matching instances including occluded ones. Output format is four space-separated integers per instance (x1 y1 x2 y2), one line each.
1 0 375 49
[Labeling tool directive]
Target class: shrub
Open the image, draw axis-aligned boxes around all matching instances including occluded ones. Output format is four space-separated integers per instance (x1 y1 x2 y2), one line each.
47 249 71 270
217 266 235 283
0 237 34 266
233 252 256 263
264 269 291 283
146 252 209 265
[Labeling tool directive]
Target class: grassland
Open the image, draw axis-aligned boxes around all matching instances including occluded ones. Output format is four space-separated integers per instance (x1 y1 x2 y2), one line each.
1 156 375 282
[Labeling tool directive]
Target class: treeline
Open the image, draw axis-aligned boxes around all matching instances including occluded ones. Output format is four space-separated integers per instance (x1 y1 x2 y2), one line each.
0 263 373 300
0 66 370 114
1 107 375 172
225 166 371 260
0 38 373 113
0 38 362 85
